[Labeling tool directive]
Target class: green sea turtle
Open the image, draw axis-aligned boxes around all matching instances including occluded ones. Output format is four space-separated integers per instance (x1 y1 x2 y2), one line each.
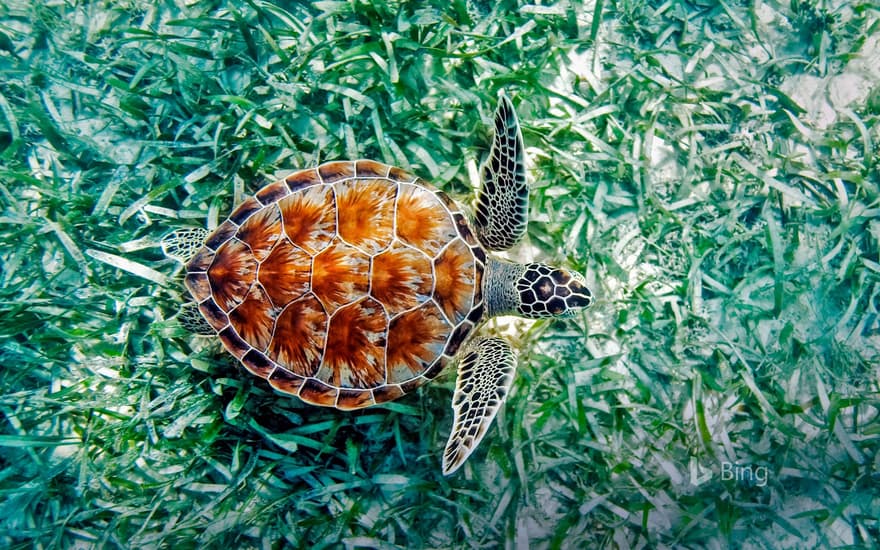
163 92 593 474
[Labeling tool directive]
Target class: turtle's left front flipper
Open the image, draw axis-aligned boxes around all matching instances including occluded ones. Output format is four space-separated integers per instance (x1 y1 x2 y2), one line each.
473 91 527 251
442 337 517 475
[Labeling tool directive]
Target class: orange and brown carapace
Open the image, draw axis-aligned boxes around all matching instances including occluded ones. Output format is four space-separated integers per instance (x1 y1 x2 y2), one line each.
163 92 593 475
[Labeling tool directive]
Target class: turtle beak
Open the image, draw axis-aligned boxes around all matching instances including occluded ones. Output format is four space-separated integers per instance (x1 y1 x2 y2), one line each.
566 282 592 309
543 267 592 316
563 270 593 311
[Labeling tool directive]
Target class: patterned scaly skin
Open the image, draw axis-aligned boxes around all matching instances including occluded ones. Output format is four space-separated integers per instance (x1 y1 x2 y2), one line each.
483 259 593 319
441 259 592 474
443 337 515 474
473 92 527 251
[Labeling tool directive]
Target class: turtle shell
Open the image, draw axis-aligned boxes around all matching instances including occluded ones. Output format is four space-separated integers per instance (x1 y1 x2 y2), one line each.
184 160 487 410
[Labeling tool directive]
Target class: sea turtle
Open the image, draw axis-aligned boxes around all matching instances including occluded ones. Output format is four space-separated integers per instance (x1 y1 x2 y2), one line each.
163 92 593 474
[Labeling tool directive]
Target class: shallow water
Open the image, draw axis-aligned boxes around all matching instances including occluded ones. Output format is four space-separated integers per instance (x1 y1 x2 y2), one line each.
1 1 878 548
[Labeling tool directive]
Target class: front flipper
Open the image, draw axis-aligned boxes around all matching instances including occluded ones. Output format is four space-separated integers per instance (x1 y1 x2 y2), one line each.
443 337 517 475
473 91 527 251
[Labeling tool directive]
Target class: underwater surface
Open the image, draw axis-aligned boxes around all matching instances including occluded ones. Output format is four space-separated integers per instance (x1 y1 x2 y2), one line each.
1 0 878 547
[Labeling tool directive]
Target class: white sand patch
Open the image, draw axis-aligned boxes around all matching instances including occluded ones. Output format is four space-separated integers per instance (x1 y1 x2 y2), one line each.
780 29 880 128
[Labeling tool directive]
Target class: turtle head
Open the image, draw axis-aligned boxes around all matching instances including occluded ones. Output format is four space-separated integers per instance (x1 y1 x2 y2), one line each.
515 263 593 318
484 259 593 319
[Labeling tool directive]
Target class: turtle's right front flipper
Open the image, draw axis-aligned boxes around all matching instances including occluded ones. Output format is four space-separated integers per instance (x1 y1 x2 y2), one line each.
442 337 517 475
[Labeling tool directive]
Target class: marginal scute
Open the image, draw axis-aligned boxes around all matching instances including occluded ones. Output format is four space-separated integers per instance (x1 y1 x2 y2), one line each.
255 180 290 205
472 245 487 265
311 240 370 314
472 253 485 306
433 189 458 212
396 184 458 256
356 159 390 178
270 293 326 377
184 271 212 302
335 178 397 254
372 384 405 404
229 196 263 226
318 297 388 389
268 367 305 395
218 326 250 359
388 166 416 183
400 376 428 395
186 247 215 272
424 354 450 379
204 220 238 251
337 388 376 410
208 238 256 311
299 377 339 407
445 320 475 358
466 302 485 326
278 184 336 255
241 348 275 379
258 238 311 306
452 211 480 248
285 168 320 192
198 298 229 331
319 160 355 183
